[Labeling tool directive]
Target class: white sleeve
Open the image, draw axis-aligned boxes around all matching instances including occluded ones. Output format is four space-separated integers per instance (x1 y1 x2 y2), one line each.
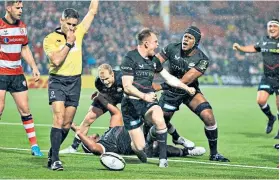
159 69 181 87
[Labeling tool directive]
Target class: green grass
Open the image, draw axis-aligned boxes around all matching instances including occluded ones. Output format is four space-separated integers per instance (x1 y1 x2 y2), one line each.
0 87 279 179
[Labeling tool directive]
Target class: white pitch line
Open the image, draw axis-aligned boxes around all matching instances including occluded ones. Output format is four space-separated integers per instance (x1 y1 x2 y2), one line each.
0 122 107 129
0 146 277 171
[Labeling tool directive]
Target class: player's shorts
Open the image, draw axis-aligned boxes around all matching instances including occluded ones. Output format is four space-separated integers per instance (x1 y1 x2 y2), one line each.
159 88 202 112
258 76 279 95
121 96 158 130
48 74 81 107
0 74 28 93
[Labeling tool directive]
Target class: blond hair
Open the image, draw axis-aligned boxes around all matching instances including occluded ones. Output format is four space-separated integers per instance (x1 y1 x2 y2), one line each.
98 64 113 75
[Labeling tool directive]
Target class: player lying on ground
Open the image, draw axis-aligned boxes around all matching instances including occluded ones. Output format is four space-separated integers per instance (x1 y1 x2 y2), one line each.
70 103 206 158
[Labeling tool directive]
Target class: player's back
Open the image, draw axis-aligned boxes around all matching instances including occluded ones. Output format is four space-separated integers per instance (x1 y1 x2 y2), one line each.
98 126 132 155
0 18 28 75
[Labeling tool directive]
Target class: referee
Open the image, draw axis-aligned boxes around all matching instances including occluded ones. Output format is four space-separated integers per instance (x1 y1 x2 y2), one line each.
43 0 98 171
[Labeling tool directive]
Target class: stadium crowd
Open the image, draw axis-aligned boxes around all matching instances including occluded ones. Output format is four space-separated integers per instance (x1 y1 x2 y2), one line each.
0 1 278 79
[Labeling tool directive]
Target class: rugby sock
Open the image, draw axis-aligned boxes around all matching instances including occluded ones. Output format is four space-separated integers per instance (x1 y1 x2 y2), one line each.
259 103 274 119
71 134 82 150
167 122 180 141
204 124 218 155
146 126 156 144
156 128 168 160
21 114 38 147
50 127 62 162
61 128 70 144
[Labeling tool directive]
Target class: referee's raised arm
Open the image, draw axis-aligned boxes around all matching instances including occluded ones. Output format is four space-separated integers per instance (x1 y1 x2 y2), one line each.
81 0 99 32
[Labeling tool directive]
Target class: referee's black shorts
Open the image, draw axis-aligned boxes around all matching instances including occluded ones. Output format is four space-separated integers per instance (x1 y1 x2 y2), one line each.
48 74 81 107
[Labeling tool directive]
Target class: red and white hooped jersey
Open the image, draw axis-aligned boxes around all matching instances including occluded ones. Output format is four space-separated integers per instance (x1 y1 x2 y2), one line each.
0 18 28 75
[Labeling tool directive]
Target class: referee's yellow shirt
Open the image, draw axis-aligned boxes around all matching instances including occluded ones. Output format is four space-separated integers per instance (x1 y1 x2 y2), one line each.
43 24 86 76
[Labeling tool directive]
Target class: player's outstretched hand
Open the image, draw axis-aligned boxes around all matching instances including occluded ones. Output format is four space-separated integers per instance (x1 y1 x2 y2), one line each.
186 87 196 96
32 67 40 82
71 123 80 134
143 92 157 102
233 43 240 50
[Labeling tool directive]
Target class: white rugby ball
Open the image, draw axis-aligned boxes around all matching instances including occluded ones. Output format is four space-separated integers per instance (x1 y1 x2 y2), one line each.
100 152 126 171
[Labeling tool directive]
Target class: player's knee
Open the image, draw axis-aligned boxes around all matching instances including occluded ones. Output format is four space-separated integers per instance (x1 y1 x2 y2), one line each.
18 107 31 116
202 114 216 126
53 113 64 126
257 99 267 106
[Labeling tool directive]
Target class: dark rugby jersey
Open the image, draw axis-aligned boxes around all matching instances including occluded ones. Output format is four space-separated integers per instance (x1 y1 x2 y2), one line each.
95 70 123 104
98 126 133 155
121 49 163 94
254 36 279 82
160 43 209 94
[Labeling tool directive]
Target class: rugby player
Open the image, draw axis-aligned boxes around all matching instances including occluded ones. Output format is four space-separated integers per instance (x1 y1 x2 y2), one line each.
153 26 230 162
120 28 196 167
59 64 124 154
0 0 42 156
233 19 279 139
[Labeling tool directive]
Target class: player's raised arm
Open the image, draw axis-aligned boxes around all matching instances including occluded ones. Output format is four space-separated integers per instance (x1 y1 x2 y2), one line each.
81 0 99 32
233 43 257 53
21 45 40 81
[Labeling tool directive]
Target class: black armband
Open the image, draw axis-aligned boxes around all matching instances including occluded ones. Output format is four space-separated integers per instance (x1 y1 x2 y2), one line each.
65 43 74 49
160 82 170 90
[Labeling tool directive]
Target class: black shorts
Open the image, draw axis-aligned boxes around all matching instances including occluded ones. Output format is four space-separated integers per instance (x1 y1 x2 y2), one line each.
48 74 81 107
0 74 28 93
91 98 118 114
121 97 158 130
159 88 202 112
258 76 279 95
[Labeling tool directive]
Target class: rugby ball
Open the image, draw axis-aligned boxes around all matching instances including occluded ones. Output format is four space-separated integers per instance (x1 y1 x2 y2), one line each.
100 152 126 171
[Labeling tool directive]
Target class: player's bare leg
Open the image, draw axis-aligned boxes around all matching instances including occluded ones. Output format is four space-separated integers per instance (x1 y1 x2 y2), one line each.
12 91 43 156
257 90 276 134
0 90 6 121
129 127 147 163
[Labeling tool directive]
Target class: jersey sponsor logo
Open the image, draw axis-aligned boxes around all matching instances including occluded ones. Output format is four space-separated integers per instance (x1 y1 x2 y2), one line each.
121 66 132 71
2 37 25 44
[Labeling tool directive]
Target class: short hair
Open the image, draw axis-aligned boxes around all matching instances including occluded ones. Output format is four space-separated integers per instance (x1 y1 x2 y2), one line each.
5 0 22 7
136 28 157 45
62 8 79 19
98 64 113 75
